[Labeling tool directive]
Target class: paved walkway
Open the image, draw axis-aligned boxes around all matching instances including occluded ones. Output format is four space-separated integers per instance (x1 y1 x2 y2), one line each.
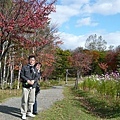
0 86 64 120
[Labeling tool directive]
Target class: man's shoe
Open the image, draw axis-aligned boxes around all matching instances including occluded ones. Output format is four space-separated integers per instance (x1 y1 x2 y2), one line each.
22 114 26 120
33 112 38 115
27 113 36 117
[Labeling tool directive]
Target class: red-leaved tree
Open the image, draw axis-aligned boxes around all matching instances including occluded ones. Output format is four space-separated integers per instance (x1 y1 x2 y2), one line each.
0 0 57 88
71 52 92 88
0 0 56 61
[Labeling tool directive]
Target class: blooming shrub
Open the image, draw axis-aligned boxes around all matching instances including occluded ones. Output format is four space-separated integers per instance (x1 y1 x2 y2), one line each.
79 72 120 99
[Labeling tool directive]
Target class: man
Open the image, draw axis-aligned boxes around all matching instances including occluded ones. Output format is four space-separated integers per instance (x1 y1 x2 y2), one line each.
20 55 38 120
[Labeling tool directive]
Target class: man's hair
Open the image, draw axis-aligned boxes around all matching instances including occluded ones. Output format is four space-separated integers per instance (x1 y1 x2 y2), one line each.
28 55 36 60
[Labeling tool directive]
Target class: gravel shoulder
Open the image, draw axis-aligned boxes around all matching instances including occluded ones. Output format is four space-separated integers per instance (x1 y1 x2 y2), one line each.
0 86 64 120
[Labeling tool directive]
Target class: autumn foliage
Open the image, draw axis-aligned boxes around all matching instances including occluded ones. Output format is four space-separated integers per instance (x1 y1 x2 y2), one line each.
71 52 92 74
0 0 56 60
98 62 108 73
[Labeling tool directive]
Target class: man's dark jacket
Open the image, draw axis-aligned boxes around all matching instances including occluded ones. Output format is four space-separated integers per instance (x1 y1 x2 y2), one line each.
20 64 38 88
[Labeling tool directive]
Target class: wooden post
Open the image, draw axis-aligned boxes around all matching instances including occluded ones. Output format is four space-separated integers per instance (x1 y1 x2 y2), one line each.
65 69 68 84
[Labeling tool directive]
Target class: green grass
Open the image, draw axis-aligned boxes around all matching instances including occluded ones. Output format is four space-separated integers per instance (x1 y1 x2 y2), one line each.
33 86 120 120
74 89 120 120
0 89 22 103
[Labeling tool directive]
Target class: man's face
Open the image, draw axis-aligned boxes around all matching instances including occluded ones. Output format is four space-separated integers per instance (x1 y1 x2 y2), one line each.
29 57 36 66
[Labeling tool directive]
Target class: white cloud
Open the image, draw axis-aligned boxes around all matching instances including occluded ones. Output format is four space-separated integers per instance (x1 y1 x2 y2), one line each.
76 17 98 27
50 5 79 26
50 0 90 26
59 31 120 50
60 0 89 5
50 0 120 27
104 31 120 47
59 32 86 50
82 0 120 15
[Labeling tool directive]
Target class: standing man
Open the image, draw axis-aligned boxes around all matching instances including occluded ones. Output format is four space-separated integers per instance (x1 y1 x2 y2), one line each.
20 55 38 120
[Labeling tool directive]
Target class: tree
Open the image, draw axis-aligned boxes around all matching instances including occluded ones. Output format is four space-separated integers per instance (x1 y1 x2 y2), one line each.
85 34 107 51
0 0 57 88
27 23 62 81
98 62 108 73
72 52 92 75
37 48 56 81
52 48 72 80
116 52 120 73
0 0 12 11
105 50 117 72
71 51 92 88
73 47 84 53
115 45 120 53
0 0 56 61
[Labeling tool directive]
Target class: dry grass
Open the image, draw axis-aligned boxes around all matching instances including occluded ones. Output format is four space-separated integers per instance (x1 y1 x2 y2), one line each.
0 89 22 103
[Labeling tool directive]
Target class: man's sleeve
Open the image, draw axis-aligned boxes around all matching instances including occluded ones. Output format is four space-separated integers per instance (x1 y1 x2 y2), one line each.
20 66 28 82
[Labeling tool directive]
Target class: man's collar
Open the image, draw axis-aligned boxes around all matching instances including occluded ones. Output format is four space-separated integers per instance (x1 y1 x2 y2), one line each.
27 64 34 67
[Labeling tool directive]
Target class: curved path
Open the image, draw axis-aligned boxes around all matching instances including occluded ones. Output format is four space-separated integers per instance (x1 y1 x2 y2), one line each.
0 86 64 120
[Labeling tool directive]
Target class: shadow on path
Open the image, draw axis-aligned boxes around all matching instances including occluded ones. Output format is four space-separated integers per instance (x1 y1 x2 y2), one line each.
0 105 21 118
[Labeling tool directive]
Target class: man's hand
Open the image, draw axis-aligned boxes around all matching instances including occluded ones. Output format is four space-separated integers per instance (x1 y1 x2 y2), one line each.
27 80 34 85
31 80 35 85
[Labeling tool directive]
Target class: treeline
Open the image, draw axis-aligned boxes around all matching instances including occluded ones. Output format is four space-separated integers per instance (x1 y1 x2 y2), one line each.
52 44 120 80
1 42 120 89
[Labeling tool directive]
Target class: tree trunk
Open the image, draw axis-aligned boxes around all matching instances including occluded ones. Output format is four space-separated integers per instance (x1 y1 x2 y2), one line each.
0 61 2 88
17 69 20 89
17 64 22 89
6 65 10 86
2 53 7 89
75 70 80 89
10 53 14 89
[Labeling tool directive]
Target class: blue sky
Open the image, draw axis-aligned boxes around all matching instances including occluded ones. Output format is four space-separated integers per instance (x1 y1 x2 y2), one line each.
50 0 120 50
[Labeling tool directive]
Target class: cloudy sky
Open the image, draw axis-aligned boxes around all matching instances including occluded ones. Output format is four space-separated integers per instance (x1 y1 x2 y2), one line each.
50 0 120 50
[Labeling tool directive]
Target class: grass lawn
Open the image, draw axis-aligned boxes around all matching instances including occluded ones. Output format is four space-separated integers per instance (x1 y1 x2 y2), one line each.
33 86 120 120
0 89 22 103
